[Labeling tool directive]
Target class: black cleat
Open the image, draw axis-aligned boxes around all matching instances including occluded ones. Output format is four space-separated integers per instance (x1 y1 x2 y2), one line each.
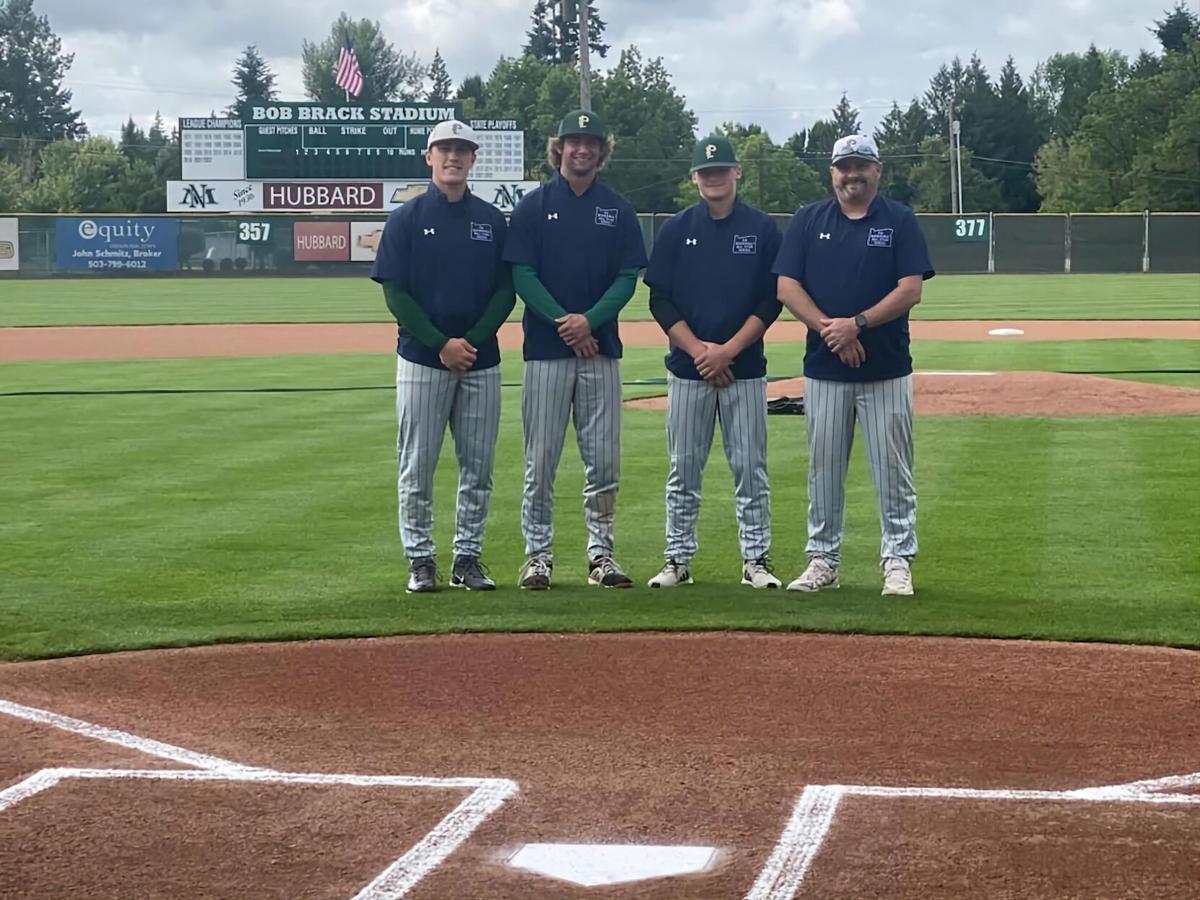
451 556 496 591
406 557 440 594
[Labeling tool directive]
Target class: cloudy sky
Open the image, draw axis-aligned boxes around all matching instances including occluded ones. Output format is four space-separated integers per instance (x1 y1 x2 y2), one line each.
43 0 1173 143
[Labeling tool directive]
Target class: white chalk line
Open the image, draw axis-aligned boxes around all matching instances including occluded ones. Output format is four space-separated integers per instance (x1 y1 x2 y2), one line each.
0 699 520 898
744 785 843 900
352 779 519 900
0 768 67 813
747 777 1200 900
0 698 254 772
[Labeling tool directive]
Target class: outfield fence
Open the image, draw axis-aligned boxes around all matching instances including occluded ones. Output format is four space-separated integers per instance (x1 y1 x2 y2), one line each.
1 211 1197 278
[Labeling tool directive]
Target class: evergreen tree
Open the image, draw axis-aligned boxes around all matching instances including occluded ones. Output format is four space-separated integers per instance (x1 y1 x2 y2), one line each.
427 49 453 101
830 93 861 136
1131 49 1162 79
523 0 609 64
873 100 930 205
119 117 147 160
524 1 557 61
0 0 85 156
1153 2 1200 54
226 44 278 117
456 74 486 119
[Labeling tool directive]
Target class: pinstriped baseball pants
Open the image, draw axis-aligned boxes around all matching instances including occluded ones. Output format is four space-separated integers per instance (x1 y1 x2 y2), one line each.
804 375 916 563
664 374 771 563
521 356 622 559
395 356 501 561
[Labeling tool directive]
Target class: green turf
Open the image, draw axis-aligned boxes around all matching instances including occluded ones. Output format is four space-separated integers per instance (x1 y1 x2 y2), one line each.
0 273 1197 326
2 351 1197 660
4 340 1197 394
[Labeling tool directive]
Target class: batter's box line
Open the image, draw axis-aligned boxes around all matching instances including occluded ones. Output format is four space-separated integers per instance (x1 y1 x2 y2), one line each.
745 779 1200 900
0 699 520 899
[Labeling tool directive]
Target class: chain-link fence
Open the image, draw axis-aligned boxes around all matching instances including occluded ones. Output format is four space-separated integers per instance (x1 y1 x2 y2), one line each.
1 211 1197 277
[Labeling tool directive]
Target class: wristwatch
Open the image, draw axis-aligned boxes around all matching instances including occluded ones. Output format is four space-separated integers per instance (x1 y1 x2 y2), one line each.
854 313 869 331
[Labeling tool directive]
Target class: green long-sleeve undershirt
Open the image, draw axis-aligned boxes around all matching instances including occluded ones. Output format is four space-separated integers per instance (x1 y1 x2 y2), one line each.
513 265 640 331
380 271 515 351
464 267 516 347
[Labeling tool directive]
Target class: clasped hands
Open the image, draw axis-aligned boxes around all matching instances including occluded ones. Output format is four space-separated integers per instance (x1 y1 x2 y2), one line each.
818 317 866 368
438 337 477 371
555 313 599 358
694 342 735 387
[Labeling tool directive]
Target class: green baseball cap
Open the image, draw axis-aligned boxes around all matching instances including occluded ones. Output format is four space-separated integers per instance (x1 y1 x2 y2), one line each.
557 109 607 139
691 136 738 172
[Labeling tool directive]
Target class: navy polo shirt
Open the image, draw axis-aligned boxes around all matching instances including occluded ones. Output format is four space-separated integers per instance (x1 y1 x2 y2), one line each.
644 199 782 380
773 195 934 382
371 183 508 371
503 173 648 361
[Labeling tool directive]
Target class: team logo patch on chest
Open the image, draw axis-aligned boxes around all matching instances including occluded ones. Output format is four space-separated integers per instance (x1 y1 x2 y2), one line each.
595 207 618 227
867 227 894 248
732 234 758 254
470 222 493 242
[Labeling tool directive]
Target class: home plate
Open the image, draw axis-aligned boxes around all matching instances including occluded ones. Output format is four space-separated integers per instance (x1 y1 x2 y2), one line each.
988 327 1025 336
507 843 718 886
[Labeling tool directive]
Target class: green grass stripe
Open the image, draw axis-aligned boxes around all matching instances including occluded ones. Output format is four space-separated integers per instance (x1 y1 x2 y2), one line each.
2 360 1199 658
3 341 1199 396
1 273 1197 326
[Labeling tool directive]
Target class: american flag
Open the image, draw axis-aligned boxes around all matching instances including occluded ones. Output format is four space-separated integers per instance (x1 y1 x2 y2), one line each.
335 35 364 98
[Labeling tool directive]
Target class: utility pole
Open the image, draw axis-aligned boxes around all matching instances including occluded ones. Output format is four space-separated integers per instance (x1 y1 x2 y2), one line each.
577 0 592 111
947 101 958 214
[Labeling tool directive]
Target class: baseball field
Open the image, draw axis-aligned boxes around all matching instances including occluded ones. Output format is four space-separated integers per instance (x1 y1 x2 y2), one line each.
1 271 1198 898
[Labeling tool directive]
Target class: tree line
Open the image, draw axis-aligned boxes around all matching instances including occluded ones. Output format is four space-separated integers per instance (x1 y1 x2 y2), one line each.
0 0 1197 214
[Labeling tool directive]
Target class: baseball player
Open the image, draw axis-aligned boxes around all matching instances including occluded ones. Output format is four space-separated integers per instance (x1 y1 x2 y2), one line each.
371 119 515 593
502 109 648 589
773 134 935 596
643 136 783 589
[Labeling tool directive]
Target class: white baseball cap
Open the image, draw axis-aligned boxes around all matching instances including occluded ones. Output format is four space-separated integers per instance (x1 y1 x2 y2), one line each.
426 119 479 150
831 134 880 164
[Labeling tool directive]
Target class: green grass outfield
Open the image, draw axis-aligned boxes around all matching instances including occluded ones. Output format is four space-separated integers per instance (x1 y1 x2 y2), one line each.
1 272 1197 326
3 344 1198 661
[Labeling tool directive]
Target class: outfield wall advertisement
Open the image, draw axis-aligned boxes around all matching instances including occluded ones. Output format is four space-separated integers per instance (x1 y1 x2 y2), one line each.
55 218 179 272
0 218 18 271
166 180 538 213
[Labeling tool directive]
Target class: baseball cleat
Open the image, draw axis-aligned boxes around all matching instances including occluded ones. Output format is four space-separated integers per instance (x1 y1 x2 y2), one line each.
518 555 553 590
881 557 914 596
450 556 496 591
741 555 782 589
648 560 693 588
588 555 634 588
406 557 440 594
787 557 839 592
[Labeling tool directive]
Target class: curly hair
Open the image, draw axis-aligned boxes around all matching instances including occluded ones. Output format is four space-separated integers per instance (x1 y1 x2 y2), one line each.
546 134 615 172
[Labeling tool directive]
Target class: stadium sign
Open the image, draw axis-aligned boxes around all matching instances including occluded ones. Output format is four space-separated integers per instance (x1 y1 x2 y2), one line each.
249 104 457 123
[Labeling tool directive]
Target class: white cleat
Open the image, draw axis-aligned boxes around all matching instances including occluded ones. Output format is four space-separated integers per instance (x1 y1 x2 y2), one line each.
787 557 839 592
881 557 914 596
648 560 693 588
741 556 782 589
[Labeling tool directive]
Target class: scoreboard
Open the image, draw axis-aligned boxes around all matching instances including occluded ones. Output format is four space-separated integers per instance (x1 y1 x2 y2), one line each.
180 103 524 183
243 122 427 179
